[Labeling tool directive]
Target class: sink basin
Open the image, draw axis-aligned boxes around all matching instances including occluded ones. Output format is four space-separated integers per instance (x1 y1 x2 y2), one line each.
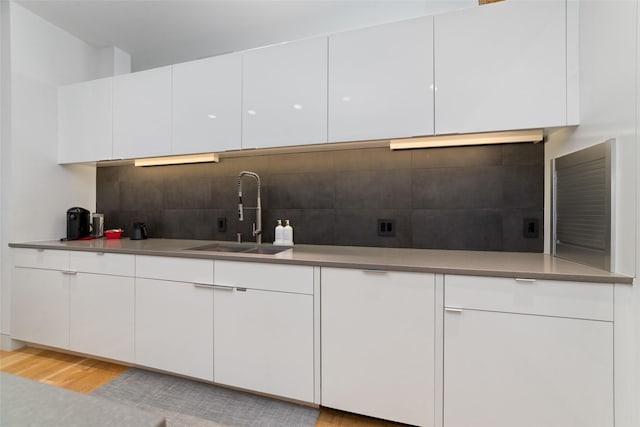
186 243 291 255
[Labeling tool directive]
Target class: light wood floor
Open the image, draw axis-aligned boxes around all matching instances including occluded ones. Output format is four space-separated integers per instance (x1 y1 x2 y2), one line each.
0 347 407 427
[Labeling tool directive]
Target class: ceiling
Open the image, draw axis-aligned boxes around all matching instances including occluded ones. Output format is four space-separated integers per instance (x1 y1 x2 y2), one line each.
16 0 477 72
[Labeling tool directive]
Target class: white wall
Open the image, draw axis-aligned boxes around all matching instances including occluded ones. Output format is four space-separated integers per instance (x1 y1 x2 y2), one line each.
545 1 639 425
0 2 101 348
98 46 131 78
0 0 8 350
545 1 637 277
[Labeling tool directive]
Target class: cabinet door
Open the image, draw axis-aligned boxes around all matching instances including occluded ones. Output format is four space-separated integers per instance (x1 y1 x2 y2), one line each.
135 278 214 381
113 66 172 159
213 287 314 403
242 37 327 149
434 0 567 134
69 273 134 362
58 77 113 163
328 16 434 142
172 54 242 154
11 267 69 349
321 268 435 426
444 309 613 427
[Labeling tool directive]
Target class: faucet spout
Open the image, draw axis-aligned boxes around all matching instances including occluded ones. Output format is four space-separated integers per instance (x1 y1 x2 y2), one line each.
237 171 262 244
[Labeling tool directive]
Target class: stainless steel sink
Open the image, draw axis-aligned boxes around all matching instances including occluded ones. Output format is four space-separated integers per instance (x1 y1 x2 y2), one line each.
186 243 291 255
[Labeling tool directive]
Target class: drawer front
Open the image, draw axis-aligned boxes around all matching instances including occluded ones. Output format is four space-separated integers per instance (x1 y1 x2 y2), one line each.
69 251 134 276
136 255 213 284
445 275 613 321
322 267 435 290
12 248 69 270
215 261 313 294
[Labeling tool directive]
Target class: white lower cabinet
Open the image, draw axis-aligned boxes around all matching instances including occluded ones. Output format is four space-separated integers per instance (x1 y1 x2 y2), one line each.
213 260 315 403
135 256 215 381
11 267 70 349
213 287 313 401
10 247 617 426
135 278 214 381
68 251 135 362
11 249 71 349
10 249 136 361
321 268 436 427
69 273 134 362
444 275 614 427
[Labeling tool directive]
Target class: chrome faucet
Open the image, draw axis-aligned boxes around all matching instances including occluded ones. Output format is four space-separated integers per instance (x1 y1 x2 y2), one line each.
237 171 262 244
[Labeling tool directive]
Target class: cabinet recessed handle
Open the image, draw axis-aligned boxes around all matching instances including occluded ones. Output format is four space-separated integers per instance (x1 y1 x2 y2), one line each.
515 278 537 283
61 271 77 275
445 307 464 313
192 282 215 289
96 252 105 256
212 285 234 291
362 269 387 274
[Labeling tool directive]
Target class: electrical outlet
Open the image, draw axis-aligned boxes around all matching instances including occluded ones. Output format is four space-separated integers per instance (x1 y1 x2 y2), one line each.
377 219 396 237
523 218 539 238
217 217 227 233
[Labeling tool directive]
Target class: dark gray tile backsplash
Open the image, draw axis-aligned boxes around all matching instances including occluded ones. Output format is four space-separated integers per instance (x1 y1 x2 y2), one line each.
96 143 544 251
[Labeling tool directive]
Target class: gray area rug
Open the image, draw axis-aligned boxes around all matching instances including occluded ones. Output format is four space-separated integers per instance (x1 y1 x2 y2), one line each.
91 368 319 427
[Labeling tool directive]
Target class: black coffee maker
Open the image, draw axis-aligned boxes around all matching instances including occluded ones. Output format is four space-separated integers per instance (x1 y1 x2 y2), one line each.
66 207 91 240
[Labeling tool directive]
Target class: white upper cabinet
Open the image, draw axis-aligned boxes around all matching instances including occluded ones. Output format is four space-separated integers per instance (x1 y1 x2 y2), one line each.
242 37 328 149
58 77 113 163
434 0 569 135
113 66 172 159
172 54 242 154
57 2 577 163
328 16 434 142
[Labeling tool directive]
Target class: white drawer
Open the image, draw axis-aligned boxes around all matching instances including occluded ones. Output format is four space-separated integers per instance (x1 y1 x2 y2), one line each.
136 255 214 284
444 274 613 321
69 251 134 276
215 261 313 294
12 248 69 270
321 267 434 291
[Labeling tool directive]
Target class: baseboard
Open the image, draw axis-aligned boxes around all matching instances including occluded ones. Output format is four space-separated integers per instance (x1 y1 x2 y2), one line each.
0 333 25 351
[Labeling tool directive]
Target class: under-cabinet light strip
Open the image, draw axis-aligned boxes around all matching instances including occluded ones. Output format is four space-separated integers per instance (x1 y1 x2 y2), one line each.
389 129 544 150
134 153 220 167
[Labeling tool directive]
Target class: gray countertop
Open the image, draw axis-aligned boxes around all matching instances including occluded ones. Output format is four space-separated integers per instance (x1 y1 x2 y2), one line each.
9 238 633 284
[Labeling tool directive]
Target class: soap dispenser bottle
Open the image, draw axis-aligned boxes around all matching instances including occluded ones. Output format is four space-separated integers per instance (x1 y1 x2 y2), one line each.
275 220 284 245
283 219 294 245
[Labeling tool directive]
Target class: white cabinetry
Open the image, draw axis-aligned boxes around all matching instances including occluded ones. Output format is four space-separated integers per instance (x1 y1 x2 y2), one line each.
68 252 135 362
242 37 327 149
321 268 435 427
172 54 242 154
444 275 614 427
135 255 214 381
328 16 434 142
434 0 572 134
57 3 577 163
113 66 172 159
213 261 315 403
58 77 113 163
11 249 71 349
